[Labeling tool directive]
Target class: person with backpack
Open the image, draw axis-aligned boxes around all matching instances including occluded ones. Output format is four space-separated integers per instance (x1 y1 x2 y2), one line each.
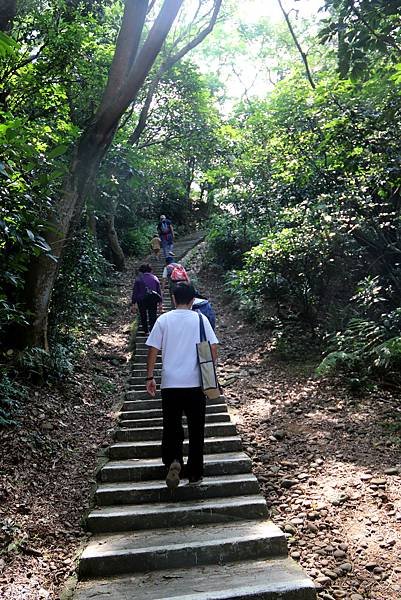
192 292 216 331
157 214 175 258
130 264 162 335
161 256 189 301
146 283 219 488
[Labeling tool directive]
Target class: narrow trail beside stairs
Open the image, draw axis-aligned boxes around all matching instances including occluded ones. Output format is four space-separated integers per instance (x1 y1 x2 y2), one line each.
73 235 316 600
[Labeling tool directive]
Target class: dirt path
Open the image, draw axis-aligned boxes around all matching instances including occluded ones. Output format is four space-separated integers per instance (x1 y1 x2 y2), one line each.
192 248 401 600
2 240 401 600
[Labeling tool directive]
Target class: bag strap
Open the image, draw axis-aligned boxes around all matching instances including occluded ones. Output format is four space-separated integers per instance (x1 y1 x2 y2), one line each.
198 312 206 342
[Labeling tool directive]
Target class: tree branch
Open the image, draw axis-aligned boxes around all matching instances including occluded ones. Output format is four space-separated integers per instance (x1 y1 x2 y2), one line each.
128 0 222 145
277 0 315 89
99 0 149 114
349 0 401 55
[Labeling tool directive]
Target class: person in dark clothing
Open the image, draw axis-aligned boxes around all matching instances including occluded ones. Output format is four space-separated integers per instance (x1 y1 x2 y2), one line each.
130 264 162 334
157 214 175 258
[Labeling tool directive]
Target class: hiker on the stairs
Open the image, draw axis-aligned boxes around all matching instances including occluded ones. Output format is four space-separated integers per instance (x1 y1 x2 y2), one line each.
130 264 162 335
145 283 219 489
157 214 175 258
161 256 190 303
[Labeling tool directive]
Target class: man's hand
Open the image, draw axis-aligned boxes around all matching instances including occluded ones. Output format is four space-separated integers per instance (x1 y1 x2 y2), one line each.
146 378 156 397
130 304 137 314
158 303 163 314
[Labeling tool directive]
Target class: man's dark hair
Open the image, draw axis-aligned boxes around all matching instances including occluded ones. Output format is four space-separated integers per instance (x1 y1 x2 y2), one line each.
165 256 174 265
139 263 152 273
173 283 195 305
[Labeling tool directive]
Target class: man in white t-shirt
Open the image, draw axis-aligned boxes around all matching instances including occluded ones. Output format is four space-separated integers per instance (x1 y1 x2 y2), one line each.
146 283 218 489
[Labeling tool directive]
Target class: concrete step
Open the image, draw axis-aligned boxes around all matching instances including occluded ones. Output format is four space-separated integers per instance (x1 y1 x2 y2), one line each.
127 382 161 392
100 451 253 483
115 422 237 442
109 436 242 459
79 519 286 578
119 403 228 422
129 376 161 385
123 395 225 409
86 495 267 533
124 391 162 402
76 558 316 599
130 368 162 378
96 473 260 506
119 412 231 427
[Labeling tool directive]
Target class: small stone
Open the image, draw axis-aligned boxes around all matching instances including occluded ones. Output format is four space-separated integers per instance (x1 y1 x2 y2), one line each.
291 551 301 560
281 478 298 489
360 474 372 481
284 523 297 534
307 523 319 533
373 566 384 574
315 576 332 586
384 467 399 475
350 595 364 600
339 563 352 572
333 549 346 559
322 569 337 579
365 562 377 571
272 429 286 440
370 478 386 486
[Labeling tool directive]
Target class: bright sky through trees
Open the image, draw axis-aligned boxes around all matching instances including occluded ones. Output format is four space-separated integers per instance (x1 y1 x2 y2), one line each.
196 0 325 105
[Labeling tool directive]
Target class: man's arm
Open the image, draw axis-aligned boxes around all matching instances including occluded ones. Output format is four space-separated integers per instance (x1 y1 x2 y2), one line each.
211 343 218 364
146 346 159 397
170 224 175 240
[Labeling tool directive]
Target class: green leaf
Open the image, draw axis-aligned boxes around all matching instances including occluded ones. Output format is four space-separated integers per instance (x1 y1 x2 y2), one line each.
47 144 68 159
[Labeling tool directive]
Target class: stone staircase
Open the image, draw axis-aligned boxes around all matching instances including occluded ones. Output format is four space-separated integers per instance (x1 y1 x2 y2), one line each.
74 234 316 599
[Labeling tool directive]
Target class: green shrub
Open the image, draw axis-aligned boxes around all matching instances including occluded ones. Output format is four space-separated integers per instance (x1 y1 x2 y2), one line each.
49 228 112 343
120 222 155 257
207 213 260 270
0 371 27 426
17 344 73 383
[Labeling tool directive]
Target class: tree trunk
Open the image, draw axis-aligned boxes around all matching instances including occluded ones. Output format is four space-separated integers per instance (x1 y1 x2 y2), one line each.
88 211 98 240
104 213 125 271
23 127 111 349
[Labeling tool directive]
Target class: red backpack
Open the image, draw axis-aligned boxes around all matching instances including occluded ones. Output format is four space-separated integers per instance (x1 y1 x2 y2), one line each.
167 263 189 282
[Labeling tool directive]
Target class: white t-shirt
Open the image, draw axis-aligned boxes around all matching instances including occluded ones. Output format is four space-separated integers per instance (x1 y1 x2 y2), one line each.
146 309 219 388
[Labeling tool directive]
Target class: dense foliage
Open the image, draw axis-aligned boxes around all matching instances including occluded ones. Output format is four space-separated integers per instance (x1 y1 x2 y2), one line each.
207 2 401 386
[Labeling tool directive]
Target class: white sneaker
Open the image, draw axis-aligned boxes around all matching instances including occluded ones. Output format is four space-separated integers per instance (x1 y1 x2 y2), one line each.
166 460 181 489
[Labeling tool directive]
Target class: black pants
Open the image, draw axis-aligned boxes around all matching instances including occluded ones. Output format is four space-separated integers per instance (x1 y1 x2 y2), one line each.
137 295 158 334
161 387 206 480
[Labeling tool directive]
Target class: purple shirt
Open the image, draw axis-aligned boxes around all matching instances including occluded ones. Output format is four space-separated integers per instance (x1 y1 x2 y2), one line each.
132 272 161 304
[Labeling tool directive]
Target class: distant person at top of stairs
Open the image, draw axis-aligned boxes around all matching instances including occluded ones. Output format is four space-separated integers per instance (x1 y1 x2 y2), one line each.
157 214 175 258
146 283 219 489
130 264 162 335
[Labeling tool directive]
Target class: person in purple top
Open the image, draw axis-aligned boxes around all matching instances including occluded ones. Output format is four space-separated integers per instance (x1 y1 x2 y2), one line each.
130 264 162 335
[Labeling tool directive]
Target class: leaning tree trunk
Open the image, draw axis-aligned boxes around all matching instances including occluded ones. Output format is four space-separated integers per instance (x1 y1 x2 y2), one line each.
104 213 125 271
23 125 114 349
